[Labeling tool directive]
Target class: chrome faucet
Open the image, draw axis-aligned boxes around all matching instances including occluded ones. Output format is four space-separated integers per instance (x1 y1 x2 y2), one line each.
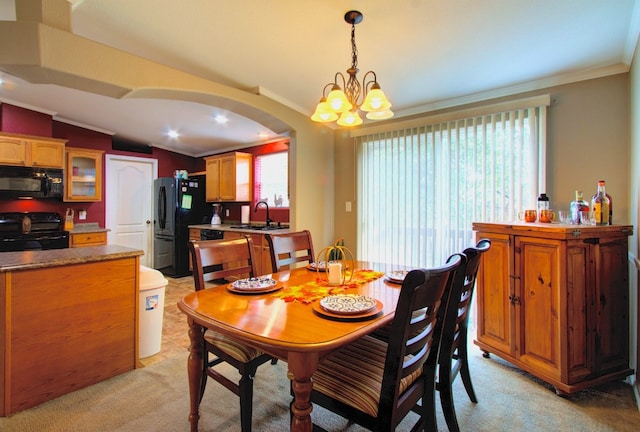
254 200 273 226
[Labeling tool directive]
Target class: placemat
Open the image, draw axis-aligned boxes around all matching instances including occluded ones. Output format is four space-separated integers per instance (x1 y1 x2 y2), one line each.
273 269 385 304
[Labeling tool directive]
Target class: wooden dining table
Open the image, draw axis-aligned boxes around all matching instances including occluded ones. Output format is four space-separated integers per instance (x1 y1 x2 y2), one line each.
177 261 406 432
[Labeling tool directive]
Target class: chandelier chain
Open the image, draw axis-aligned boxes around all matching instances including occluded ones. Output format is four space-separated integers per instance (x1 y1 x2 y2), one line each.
350 23 358 70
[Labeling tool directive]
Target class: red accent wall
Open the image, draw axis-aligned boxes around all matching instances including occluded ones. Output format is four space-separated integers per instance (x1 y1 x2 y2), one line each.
0 104 53 136
0 103 200 227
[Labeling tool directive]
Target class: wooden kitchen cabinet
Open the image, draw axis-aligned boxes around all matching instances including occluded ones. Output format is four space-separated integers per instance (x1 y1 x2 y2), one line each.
188 228 202 271
204 152 252 202
69 231 107 247
64 148 104 201
0 132 66 168
223 231 272 276
473 222 633 394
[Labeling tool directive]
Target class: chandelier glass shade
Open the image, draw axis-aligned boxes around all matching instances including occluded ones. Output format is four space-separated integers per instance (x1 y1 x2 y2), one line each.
311 10 393 127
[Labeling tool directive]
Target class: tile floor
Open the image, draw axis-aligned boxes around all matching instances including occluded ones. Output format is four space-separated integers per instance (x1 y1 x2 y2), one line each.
139 275 196 367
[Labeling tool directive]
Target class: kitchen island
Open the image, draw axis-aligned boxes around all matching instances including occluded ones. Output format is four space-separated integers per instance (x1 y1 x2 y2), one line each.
0 245 144 416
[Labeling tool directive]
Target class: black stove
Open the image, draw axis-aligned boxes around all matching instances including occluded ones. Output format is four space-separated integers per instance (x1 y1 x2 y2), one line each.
0 212 70 252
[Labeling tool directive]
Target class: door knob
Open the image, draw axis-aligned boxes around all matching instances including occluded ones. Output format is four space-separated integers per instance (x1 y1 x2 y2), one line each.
146 220 151 224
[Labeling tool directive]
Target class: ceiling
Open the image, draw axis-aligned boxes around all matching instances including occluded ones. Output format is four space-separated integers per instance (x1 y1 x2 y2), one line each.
0 0 638 157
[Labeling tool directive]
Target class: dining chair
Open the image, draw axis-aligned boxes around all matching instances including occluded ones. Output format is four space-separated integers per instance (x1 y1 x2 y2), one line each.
437 238 491 432
264 229 315 272
307 255 463 431
188 237 276 432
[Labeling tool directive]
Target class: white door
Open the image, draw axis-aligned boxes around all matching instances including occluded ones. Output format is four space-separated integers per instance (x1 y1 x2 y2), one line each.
106 155 157 267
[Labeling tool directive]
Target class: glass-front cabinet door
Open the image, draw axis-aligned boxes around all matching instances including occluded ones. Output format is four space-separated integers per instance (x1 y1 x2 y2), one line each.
64 148 104 202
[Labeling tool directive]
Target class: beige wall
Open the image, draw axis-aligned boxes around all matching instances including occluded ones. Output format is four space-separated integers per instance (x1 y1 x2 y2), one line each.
335 74 631 253
629 38 640 401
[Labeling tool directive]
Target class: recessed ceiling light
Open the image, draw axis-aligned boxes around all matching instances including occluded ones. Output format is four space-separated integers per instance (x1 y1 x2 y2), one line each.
167 130 179 139
213 114 228 125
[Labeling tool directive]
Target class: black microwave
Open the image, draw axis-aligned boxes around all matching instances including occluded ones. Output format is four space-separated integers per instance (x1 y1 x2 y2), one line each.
0 166 64 199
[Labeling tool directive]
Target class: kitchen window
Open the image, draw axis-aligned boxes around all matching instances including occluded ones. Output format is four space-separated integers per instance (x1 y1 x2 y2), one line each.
254 151 289 208
355 95 549 267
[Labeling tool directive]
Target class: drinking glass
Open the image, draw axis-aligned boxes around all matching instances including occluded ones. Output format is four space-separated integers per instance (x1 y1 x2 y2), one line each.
558 210 573 224
579 210 592 225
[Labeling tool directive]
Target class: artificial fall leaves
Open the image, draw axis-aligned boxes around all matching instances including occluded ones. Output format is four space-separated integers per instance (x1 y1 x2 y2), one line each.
273 269 384 304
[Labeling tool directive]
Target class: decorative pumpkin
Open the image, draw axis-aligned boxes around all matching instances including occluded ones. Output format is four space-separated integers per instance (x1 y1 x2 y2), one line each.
315 238 354 285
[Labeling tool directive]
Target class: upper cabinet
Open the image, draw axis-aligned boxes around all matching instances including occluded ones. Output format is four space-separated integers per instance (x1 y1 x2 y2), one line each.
64 148 104 202
204 152 252 202
0 132 66 168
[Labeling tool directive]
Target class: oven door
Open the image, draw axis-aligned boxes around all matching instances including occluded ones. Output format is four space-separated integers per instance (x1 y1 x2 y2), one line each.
0 232 70 252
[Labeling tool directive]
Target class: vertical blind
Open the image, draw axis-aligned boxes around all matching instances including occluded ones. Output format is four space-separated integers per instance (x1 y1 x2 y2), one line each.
356 101 547 267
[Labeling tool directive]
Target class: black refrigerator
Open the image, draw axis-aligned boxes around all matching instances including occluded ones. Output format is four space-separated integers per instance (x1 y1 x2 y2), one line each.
153 176 207 277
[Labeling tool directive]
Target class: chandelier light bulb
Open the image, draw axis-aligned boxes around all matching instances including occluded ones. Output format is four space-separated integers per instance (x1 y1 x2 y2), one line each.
361 85 392 112
311 99 339 122
326 87 352 113
337 110 363 127
365 109 394 120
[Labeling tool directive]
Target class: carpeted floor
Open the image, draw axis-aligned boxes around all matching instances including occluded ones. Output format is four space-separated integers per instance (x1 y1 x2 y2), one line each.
1 276 638 431
1 349 638 432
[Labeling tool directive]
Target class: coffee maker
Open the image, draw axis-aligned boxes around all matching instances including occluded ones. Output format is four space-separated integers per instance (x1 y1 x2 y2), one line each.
211 203 223 225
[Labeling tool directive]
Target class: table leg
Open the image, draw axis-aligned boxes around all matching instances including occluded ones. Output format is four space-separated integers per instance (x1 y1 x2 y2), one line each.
186 318 205 432
288 351 319 432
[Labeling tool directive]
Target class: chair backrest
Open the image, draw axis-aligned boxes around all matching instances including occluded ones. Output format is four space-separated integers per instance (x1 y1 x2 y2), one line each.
458 238 491 328
378 254 463 427
264 230 315 272
188 237 257 291
439 238 491 356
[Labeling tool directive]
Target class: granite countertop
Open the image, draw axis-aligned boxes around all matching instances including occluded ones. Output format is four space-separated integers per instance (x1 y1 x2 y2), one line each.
0 245 143 272
188 223 290 234
69 223 110 233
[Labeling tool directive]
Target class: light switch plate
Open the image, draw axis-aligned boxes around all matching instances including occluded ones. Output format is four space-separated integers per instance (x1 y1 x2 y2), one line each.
345 201 352 212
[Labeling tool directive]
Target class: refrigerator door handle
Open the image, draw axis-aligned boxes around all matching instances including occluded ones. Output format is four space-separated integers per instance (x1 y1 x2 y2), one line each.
159 186 167 229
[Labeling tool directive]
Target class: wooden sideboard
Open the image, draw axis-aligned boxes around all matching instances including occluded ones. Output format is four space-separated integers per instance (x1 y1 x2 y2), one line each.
472 222 633 394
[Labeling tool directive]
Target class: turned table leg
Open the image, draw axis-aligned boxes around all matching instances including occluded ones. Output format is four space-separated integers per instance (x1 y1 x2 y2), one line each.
186 318 205 432
288 351 319 432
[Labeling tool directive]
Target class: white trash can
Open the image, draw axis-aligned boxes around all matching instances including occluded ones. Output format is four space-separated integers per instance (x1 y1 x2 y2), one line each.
139 265 168 358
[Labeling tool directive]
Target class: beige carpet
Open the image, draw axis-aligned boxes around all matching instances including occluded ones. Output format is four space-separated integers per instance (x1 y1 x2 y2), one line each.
1 348 638 432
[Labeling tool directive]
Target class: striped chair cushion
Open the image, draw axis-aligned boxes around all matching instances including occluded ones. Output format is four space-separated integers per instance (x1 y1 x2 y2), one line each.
312 335 423 417
204 331 264 362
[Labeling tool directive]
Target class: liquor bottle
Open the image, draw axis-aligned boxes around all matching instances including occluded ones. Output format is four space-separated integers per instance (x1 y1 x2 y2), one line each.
537 193 549 221
590 180 610 226
570 190 589 224
601 180 613 224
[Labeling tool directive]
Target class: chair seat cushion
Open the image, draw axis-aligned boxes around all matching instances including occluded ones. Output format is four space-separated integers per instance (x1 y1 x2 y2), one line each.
312 335 423 417
204 331 265 362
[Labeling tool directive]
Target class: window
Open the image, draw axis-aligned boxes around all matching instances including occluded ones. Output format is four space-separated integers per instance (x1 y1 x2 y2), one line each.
254 152 289 208
356 96 548 267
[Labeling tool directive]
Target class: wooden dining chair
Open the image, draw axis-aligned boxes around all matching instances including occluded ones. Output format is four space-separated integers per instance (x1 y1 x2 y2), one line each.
188 237 276 432
307 255 463 431
437 238 491 432
264 229 315 272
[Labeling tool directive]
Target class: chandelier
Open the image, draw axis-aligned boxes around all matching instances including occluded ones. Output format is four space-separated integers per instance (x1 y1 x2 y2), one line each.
311 10 393 127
